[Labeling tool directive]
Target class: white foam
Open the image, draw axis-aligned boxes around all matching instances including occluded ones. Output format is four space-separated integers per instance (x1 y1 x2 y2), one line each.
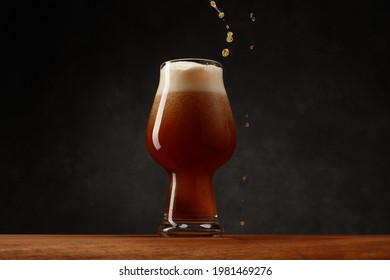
152 60 226 151
156 60 226 95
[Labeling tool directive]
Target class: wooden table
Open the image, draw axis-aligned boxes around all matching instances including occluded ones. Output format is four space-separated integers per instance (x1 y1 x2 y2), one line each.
0 235 389 260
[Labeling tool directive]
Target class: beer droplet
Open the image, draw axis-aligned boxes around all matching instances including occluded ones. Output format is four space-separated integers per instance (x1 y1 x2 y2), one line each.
242 176 247 182
226 31 233 43
240 220 246 226
250 45 255 50
222 48 230 57
210 0 224 20
245 114 250 127
209 0 233 57
250 12 256 21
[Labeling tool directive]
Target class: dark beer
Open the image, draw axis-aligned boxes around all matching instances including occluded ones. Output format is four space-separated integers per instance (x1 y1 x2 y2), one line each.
146 59 236 236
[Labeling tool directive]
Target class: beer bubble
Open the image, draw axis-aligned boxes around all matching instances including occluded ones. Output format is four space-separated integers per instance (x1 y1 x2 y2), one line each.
250 45 255 50
245 122 250 128
240 220 246 226
242 175 247 182
245 113 249 118
222 48 230 57
226 25 229 29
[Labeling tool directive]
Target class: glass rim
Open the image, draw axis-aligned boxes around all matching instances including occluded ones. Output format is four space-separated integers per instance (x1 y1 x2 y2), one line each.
160 58 222 69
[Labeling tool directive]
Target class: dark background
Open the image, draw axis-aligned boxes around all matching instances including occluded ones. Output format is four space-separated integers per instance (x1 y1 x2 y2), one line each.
1 0 389 234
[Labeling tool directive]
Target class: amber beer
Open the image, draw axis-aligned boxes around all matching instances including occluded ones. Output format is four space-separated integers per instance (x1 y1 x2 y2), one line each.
146 58 236 237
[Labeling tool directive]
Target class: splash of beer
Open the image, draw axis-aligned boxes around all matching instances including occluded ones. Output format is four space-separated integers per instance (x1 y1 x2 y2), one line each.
249 12 256 51
210 1 224 19
209 0 233 57
208 2 258 231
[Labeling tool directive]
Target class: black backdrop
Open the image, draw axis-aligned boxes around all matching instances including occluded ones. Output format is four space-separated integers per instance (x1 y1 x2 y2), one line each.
1 0 389 234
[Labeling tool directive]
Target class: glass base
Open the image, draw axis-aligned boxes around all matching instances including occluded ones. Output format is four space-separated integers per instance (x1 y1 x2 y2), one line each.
158 221 224 237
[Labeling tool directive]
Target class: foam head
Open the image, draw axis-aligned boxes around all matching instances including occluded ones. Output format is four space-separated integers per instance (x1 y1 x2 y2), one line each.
157 59 226 95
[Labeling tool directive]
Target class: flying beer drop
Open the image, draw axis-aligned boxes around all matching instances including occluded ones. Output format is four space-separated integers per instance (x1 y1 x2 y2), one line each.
226 31 234 43
250 12 256 21
222 48 230 57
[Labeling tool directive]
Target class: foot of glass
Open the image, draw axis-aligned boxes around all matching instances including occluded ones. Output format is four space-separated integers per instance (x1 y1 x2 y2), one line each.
158 221 224 237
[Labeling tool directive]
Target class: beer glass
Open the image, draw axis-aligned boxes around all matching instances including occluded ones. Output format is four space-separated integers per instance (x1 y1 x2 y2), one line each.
146 58 236 237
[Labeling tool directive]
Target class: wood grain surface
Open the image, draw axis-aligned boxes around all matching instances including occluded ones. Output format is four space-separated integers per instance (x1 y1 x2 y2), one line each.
0 235 389 260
